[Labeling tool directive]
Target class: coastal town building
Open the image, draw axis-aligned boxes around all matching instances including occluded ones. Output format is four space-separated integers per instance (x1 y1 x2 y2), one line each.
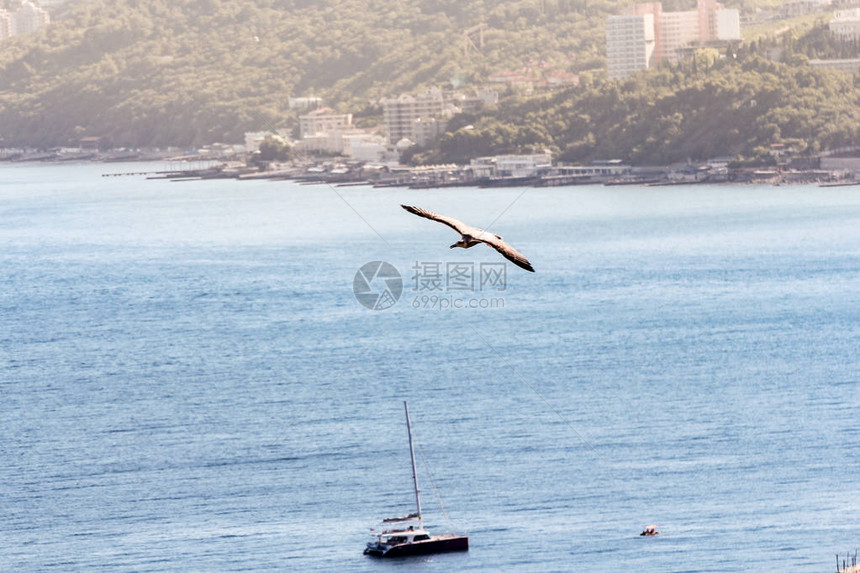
781 0 831 17
0 10 12 41
292 133 330 155
291 100 394 161
341 133 391 163
606 0 740 78
830 8 860 39
1 1 49 40
555 160 633 178
291 121 393 162
295 128 354 155
487 69 541 90
470 152 553 179
714 8 741 41
298 108 353 139
697 0 719 41
288 96 323 110
545 70 581 87
410 117 448 148
606 14 656 79
487 67 579 91
11 1 49 36
381 87 459 146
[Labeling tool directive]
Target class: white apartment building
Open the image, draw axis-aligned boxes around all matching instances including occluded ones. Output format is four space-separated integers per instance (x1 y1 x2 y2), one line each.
381 88 493 149
1 2 49 40
293 128 390 162
298 108 352 138
381 87 451 145
0 10 12 41
607 1 739 78
12 1 49 36
342 133 388 162
715 9 741 40
830 8 860 39
606 14 656 80
781 0 830 17
410 116 449 148
809 58 860 73
470 153 553 178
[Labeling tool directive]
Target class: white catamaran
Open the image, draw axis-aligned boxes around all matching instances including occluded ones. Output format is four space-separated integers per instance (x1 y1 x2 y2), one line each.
363 402 469 558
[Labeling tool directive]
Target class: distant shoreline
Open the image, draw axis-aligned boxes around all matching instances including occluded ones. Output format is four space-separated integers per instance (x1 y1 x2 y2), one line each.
3 150 856 189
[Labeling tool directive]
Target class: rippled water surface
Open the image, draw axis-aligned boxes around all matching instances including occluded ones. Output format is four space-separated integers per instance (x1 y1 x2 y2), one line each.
2 162 859 572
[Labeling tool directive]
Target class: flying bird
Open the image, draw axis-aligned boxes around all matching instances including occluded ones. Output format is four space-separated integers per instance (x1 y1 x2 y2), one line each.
401 204 535 272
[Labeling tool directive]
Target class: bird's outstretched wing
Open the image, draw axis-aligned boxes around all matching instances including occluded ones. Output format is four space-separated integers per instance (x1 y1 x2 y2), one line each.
401 204 472 235
401 204 535 272
479 235 535 272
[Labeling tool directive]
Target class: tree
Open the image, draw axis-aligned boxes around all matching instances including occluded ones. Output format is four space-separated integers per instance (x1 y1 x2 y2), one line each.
256 134 291 162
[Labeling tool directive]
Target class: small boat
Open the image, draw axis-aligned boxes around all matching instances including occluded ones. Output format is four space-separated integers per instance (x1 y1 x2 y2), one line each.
364 402 469 558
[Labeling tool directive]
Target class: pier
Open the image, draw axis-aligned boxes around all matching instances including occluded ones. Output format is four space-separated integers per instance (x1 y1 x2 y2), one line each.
93 154 860 189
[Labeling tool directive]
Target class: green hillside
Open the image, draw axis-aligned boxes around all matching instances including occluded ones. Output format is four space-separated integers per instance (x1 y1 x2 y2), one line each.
0 0 620 147
422 48 860 166
3 0 859 161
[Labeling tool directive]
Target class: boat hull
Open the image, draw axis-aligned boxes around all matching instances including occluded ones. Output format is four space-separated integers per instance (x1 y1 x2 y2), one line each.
364 535 469 557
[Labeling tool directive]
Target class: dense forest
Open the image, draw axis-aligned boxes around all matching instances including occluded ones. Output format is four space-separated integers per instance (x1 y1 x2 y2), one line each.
0 0 620 147
418 49 860 166
1 0 859 164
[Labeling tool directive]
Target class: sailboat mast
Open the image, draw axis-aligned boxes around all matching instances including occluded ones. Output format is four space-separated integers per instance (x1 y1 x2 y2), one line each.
403 401 423 529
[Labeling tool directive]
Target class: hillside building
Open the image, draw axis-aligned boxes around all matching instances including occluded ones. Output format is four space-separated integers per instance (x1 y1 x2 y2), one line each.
0 10 12 42
470 153 553 179
1 1 49 40
410 116 448 148
606 14 656 79
12 1 49 36
781 0 831 17
289 96 323 110
381 87 461 146
298 108 353 139
293 127 391 162
341 133 389 163
380 87 497 150
715 8 741 41
830 8 860 39
606 0 740 78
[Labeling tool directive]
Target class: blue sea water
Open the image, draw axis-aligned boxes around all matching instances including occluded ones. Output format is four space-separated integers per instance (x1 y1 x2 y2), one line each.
1 162 859 572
